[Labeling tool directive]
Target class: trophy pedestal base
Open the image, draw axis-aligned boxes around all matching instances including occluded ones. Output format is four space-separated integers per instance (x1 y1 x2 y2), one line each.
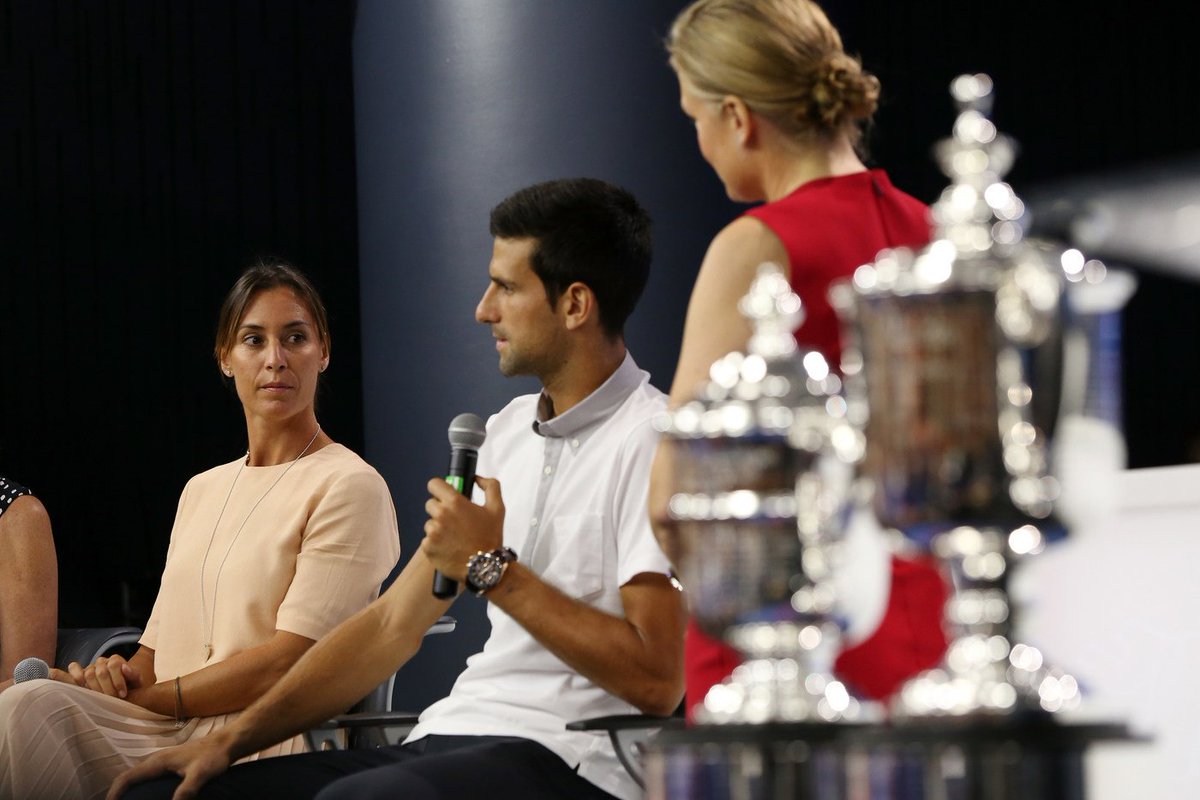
645 718 1142 800
893 638 1081 718
696 657 879 725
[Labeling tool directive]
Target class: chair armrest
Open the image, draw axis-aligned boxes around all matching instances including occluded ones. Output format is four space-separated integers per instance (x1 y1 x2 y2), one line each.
566 713 684 733
311 711 422 731
55 627 143 669
565 714 684 789
305 711 423 751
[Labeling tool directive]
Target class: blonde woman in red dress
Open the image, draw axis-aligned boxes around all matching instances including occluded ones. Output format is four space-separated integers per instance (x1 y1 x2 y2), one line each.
652 0 949 717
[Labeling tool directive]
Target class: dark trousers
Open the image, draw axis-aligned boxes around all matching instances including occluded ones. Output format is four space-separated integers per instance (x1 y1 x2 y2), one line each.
123 735 620 800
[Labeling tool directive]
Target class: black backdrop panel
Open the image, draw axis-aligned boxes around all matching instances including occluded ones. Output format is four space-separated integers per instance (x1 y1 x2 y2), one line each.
1 1 363 627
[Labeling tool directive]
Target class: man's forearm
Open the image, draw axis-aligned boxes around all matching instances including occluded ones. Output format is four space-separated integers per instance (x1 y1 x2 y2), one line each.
214 604 398 759
215 555 453 760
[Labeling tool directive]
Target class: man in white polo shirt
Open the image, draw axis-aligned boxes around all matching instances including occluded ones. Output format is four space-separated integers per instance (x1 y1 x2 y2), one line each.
112 178 686 800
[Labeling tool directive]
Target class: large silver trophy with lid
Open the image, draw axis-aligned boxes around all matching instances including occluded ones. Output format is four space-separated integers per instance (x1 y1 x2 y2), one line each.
660 263 867 724
830 74 1135 718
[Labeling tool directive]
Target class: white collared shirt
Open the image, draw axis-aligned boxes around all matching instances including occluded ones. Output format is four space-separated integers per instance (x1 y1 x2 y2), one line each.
407 353 672 800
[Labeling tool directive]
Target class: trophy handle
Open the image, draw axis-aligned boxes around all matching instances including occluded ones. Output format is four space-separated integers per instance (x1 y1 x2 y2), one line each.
1052 269 1138 528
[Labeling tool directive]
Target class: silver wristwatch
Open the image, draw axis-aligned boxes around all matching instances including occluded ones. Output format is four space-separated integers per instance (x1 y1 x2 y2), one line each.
465 546 517 596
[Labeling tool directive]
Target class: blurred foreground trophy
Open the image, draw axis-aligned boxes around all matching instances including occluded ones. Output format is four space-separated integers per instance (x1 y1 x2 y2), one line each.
830 73 1136 718
645 75 1140 800
660 263 866 724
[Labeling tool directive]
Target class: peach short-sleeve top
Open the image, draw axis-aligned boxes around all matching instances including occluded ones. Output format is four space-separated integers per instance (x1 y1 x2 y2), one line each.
142 443 401 681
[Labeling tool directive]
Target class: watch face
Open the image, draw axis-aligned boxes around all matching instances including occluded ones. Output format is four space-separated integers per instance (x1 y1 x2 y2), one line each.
469 554 504 591
467 547 516 595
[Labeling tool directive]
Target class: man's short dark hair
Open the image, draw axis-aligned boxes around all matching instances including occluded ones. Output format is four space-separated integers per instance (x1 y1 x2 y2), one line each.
489 178 652 338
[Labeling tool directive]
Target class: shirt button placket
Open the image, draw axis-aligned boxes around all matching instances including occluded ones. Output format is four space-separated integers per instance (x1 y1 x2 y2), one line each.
526 437 563 558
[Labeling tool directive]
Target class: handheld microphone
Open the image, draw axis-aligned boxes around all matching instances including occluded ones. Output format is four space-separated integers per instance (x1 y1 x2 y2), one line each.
13 656 50 683
432 412 487 599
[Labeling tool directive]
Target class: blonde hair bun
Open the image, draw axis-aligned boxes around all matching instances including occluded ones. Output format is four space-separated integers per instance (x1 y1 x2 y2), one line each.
669 0 880 142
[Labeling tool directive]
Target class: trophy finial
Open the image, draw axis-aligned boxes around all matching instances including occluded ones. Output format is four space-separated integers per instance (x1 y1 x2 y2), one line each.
931 73 1023 253
738 262 803 360
950 73 994 114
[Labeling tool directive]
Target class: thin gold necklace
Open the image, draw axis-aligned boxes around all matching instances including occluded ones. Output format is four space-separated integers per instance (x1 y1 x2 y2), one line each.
198 425 322 661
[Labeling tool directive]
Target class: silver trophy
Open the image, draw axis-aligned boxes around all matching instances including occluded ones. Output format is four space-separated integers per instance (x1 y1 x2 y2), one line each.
831 74 1134 717
660 262 867 723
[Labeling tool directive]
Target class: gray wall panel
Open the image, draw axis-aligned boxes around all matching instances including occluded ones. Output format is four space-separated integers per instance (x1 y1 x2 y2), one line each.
352 0 736 709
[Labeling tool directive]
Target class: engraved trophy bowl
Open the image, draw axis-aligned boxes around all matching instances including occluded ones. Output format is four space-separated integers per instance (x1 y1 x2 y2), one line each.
660 263 867 723
830 74 1135 718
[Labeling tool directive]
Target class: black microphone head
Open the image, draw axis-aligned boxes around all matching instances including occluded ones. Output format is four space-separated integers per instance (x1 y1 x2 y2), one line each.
13 656 50 683
448 413 486 451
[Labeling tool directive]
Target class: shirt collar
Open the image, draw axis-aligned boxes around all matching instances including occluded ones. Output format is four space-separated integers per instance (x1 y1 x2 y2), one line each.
532 352 644 439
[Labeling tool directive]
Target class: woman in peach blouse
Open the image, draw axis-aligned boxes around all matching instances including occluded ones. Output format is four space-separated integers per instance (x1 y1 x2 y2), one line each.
0 263 400 799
